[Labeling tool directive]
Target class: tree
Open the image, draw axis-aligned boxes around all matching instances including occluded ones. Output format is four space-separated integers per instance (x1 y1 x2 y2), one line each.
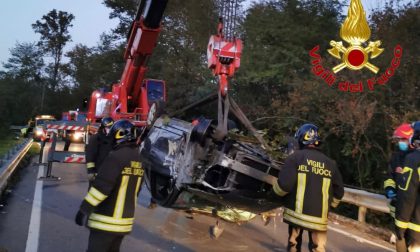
236 0 343 112
64 39 125 106
2 42 45 82
32 9 74 90
0 75 41 131
0 43 46 129
146 0 220 110
103 0 139 39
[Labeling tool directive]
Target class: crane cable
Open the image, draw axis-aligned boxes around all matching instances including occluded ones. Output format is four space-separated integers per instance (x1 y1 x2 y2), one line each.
212 0 240 141
219 0 239 41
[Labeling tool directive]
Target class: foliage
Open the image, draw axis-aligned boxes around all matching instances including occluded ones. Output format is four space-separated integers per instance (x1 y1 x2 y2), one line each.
0 136 23 156
2 42 45 82
146 0 219 111
64 40 125 103
0 76 41 130
103 0 139 39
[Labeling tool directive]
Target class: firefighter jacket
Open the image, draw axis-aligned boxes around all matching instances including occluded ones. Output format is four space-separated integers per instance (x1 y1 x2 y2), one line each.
395 149 420 236
85 131 113 174
80 142 143 234
383 150 412 218
384 151 411 191
273 147 344 231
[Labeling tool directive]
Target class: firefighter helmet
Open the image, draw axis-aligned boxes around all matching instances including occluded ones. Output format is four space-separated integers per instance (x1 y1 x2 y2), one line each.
109 120 136 144
393 123 413 140
294 123 321 147
101 117 114 128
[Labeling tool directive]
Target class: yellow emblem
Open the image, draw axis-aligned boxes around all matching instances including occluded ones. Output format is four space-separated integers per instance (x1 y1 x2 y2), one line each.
304 129 315 141
328 0 384 74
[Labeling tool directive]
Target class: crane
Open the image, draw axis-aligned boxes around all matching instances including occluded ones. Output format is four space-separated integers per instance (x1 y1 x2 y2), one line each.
87 0 169 127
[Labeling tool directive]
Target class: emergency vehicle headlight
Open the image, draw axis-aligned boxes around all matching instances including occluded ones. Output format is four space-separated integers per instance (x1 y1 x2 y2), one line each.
73 132 83 140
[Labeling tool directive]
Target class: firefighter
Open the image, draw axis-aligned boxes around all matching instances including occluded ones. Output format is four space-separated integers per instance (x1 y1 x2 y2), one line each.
385 123 414 202
395 121 420 251
384 123 413 252
85 117 114 182
75 119 143 252
272 123 344 252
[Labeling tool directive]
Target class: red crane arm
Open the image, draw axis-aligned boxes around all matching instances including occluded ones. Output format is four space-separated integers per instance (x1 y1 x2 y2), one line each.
112 0 168 118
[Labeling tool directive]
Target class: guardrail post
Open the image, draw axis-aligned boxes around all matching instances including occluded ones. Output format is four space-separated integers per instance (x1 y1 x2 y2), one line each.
39 132 60 181
45 133 56 178
358 206 367 223
38 139 47 164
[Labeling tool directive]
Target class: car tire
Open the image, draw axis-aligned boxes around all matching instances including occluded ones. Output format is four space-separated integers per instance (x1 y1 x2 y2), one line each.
144 169 180 207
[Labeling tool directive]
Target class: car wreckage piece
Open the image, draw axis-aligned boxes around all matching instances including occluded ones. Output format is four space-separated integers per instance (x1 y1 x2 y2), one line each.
140 116 284 216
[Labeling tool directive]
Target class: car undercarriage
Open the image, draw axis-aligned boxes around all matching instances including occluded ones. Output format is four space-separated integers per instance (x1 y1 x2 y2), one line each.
140 116 284 216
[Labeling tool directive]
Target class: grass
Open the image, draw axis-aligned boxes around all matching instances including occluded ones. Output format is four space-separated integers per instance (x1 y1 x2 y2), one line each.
28 143 41 155
0 135 26 157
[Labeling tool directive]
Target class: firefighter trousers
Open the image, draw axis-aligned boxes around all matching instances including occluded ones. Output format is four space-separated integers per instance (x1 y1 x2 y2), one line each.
287 225 327 252
64 138 71 151
87 230 125 252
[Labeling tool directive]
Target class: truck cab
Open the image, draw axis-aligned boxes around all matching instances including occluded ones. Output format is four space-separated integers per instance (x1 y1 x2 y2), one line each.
87 79 166 125
33 115 56 141
61 110 87 142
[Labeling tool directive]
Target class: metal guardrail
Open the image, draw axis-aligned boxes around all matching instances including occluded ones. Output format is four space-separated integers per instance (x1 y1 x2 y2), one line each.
0 139 33 194
342 187 390 223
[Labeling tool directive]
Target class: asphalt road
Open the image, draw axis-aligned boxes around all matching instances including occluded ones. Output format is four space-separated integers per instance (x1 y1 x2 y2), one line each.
0 141 396 252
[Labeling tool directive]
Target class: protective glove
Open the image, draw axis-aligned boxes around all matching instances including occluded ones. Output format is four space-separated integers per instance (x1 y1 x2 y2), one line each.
75 210 88 226
87 173 97 182
395 226 406 240
385 188 397 199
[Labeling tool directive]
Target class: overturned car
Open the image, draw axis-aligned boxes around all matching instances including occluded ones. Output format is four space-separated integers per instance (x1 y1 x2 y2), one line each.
139 116 284 216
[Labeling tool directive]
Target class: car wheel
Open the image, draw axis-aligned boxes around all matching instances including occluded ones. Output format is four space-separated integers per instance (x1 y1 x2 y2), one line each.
144 170 180 207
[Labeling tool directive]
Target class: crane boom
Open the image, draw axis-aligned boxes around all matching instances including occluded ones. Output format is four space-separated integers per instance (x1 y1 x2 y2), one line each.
87 0 168 126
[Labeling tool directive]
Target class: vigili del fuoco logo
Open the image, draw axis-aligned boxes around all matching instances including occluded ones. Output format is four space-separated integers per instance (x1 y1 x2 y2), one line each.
309 0 402 92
